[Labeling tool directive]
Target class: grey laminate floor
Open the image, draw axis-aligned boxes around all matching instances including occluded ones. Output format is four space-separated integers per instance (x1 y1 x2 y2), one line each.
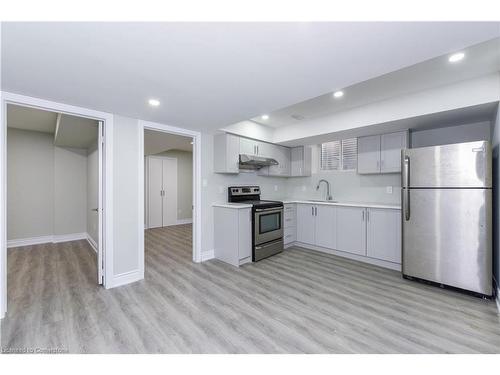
2 224 500 353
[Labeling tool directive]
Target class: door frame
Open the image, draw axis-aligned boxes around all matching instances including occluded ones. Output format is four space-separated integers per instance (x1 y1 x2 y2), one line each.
139 120 202 263
0 91 114 319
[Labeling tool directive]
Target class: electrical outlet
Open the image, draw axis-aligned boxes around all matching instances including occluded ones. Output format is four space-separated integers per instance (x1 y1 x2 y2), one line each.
386 186 393 194
218 186 224 194
274 185 278 192
202 179 208 187
301 185 307 192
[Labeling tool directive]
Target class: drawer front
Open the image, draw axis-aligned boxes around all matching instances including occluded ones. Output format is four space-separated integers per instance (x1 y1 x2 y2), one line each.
284 204 296 212
284 226 296 244
284 210 296 227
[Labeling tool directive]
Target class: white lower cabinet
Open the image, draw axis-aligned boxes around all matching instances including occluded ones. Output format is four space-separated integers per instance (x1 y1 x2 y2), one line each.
336 206 367 256
366 208 401 263
293 203 401 268
315 205 337 249
296 204 336 248
296 204 316 245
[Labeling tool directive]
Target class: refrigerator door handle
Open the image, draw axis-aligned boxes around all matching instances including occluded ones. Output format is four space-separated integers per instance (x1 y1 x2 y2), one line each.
404 155 410 221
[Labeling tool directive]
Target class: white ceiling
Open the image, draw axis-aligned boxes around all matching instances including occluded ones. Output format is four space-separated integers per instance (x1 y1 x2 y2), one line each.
7 104 58 133
54 114 98 148
144 129 192 155
7 104 99 148
250 38 500 128
2 22 500 132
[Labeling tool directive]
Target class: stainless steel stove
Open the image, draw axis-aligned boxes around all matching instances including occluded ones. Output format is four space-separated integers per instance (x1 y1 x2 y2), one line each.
228 186 284 261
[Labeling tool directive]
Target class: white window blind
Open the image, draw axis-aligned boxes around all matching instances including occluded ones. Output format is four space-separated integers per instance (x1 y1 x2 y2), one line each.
320 138 357 171
320 140 341 170
341 138 358 170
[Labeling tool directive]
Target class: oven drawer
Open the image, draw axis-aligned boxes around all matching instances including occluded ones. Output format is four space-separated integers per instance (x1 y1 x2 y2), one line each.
284 226 296 244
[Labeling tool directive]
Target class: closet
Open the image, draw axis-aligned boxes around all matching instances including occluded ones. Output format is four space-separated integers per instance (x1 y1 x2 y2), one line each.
147 156 178 228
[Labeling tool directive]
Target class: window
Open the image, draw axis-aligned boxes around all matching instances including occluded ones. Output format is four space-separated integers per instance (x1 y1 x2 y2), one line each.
320 138 357 171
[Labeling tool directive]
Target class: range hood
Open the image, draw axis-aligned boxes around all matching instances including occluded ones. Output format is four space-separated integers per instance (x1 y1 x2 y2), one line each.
239 154 279 169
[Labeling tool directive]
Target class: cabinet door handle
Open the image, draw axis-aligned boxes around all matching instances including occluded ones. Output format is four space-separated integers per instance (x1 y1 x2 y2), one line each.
315 207 317 216
362 210 365 221
311 206 314 216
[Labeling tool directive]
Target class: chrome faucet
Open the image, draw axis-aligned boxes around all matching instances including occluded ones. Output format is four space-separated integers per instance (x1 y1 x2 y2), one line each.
316 179 333 201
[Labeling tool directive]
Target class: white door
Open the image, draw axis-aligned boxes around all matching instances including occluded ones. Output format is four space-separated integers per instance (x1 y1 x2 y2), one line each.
381 132 407 173
336 206 367 255
97 121 104 285
315 205 337 249
366 208 401 263
357 135 381 174
148 157 164 228
162 157 178 226
296 204 315 245
240 137 256 155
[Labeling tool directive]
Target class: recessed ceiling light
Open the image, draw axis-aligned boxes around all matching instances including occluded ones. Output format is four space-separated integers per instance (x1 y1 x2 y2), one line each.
190 141 194 145
261 114 269 120
333 91 344 98
148 98 160 107
448 52 465 63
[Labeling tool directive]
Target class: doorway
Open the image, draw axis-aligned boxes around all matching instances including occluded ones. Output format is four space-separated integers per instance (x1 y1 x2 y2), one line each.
0 92 113 319
139 121 201 264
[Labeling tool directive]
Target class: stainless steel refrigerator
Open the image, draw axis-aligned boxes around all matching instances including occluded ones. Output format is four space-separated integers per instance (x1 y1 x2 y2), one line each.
401 140 492 297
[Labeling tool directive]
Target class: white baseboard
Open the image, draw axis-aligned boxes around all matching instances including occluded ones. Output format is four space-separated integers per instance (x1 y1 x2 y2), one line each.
290 241 402 271
7 235 54 248
53 232 87 243
176 218 193 225
107 270 143 289
86 234 98 253
201 250 215 262
7 233 87 248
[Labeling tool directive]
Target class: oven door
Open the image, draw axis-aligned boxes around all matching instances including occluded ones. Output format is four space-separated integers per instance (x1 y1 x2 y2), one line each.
254 207 284 245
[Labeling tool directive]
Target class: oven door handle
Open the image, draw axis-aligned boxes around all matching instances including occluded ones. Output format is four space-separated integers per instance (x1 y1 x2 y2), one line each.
255 207 283 212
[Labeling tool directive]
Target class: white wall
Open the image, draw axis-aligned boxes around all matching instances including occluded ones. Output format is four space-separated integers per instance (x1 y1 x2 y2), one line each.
491 104 500 287
411 121 491 148
54 146 87 236
7 128 54 239
112 115 141 277
87 142 98 244
7 128 89 240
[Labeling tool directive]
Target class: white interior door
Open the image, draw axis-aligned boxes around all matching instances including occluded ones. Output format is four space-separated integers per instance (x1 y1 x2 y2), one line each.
97 121 104 285
148 157 164 228
162 157 178 226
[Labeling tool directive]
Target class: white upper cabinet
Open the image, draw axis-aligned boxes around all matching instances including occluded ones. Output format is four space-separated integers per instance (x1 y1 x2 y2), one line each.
380 132 408 173
366 208 401 263
291 146 312 177
336 206 367 256
266 145 291 176
358 131 408 174
357 135 381 174
213 133 240 174
239 137 258 155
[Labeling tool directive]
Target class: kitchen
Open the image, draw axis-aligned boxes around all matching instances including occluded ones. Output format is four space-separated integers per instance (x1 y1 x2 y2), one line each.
211 37 499 301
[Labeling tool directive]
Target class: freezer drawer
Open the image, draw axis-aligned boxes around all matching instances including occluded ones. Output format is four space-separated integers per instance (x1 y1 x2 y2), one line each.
402 188 492 295
402 141 491 188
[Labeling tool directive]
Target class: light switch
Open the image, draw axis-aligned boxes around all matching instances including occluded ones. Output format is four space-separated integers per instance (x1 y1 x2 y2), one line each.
386 186 393 194
202 179 208 187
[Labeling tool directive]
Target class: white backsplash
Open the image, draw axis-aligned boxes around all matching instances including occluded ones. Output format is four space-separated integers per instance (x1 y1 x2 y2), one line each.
283 169 401 204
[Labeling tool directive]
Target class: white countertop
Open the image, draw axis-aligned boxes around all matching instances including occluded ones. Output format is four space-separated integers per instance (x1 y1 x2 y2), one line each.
212 202 253 209
213 200 400 210
281 199 401 210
